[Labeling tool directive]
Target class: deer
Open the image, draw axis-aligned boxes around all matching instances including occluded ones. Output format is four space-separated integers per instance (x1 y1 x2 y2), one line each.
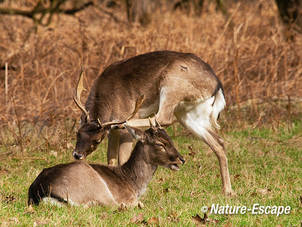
28 121 185 207
73 50 234 196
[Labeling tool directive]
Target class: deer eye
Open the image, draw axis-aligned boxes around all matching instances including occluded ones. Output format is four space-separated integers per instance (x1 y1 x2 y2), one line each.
155 143 165 148
95 140 101 144
92 140 100 146
151 141 166 153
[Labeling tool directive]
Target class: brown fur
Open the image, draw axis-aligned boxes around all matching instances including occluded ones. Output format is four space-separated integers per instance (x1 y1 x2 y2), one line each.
28 126 184 207
74 50 221 159
73 50 233 196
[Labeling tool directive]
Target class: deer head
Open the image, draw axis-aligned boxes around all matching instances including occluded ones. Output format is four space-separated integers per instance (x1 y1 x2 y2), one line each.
125 119 185 170
73 70 144 159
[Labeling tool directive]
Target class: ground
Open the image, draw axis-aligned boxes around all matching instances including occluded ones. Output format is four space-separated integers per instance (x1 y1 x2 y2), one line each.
0 119 301 226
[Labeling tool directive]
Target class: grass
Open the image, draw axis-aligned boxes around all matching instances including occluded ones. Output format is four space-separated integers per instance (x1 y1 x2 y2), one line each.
0 120 301 226
0 0 301 225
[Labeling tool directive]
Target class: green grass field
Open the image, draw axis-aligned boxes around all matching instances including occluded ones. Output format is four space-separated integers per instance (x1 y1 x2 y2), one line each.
0 119 301 226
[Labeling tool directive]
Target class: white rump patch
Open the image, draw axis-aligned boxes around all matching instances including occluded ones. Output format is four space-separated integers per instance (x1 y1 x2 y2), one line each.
211 89 226 129
174 88 225 139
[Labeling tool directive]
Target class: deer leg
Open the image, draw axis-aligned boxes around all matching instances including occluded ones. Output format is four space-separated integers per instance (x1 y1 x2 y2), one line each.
178 117 233 195
174 98 234 196
137 201 144 209
107 129 120 166
155 109 176 126
125 87 178 127
118 129 134 165
154 88 177 126
202 130 234 196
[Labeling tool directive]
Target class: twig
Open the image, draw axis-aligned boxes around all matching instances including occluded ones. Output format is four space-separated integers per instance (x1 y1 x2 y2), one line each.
42 72 65 104
5 62 8 105
0 151 13 157
0 64 16 71
11 98 24 153
94 4 126 24
64 2 93 15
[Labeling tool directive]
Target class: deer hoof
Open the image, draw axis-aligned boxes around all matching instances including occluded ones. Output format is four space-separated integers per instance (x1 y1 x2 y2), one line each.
119 202 128 211
108 158 118 167
137 201 144 209
224 189 236 197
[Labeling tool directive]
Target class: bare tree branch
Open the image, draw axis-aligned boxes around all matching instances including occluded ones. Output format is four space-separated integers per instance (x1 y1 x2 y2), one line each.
94 4 126 24
0 0 94 26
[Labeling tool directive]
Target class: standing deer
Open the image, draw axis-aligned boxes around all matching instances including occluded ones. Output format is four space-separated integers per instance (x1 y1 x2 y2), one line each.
28 122 185 207
73 50 234 195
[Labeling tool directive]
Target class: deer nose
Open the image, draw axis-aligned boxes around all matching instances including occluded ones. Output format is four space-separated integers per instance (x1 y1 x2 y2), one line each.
73 151 84 160
179 156 185 164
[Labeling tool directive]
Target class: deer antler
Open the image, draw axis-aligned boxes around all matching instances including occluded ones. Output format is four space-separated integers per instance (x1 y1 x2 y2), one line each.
148 117 161 129
127 94 144 121
100 95 145 128
149 117 155 128
73 70 90 121
154 118 162 128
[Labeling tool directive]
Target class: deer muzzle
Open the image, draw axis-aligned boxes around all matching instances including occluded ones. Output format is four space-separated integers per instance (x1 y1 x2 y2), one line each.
169 156 185 171
73 150 84 160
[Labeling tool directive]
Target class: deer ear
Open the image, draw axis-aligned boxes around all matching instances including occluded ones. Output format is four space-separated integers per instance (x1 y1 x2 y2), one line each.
124 125 145 142
154 118 162 128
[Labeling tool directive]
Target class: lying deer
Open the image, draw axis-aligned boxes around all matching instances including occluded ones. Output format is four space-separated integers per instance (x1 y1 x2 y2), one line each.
73 50 234 195
28 122 185 207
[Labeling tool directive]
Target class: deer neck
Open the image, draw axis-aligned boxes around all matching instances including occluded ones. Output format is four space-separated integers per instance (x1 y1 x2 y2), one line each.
86 93 113 122
121 142 157 198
